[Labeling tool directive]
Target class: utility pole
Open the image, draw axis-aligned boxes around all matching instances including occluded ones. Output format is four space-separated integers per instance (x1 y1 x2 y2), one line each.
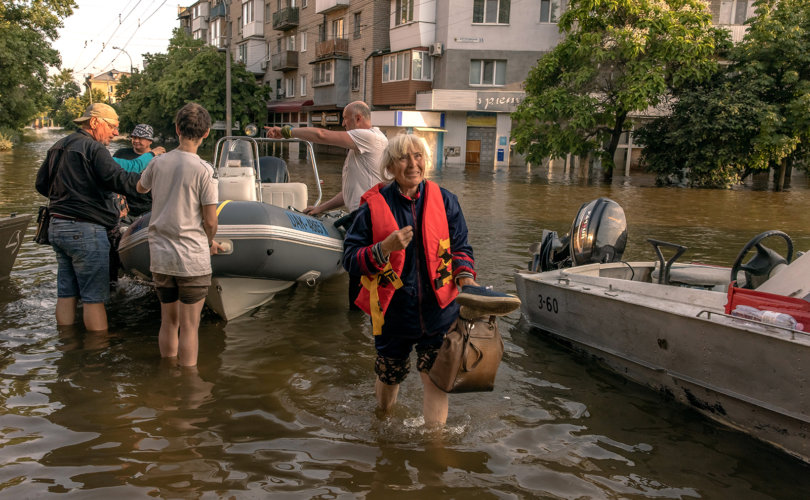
225 1 232 137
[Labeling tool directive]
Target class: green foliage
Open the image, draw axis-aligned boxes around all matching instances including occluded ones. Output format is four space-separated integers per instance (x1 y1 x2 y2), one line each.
635 77 770 187
511 0 728 177
0 0 76 130
47 68 81 116
637 0 810 187
116 30 270 142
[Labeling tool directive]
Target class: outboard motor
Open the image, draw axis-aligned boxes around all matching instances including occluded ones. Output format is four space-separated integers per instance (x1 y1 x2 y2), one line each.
529 197 628 272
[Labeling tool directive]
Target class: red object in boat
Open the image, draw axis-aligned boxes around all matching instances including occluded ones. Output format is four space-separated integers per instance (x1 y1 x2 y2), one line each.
725 284 810 332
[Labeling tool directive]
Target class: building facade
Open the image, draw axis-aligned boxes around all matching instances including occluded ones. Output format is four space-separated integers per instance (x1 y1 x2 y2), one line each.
88 70 131 103
179 0 758 167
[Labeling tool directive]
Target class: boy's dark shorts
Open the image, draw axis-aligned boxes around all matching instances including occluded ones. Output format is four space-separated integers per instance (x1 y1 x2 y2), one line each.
153 273 211 304
374 333 444 385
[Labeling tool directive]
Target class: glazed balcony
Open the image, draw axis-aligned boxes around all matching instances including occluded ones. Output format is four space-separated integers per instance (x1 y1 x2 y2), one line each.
209 2 226 19
273 6 299 31
315 0 349 14
316 38 349 59
271 50 299 71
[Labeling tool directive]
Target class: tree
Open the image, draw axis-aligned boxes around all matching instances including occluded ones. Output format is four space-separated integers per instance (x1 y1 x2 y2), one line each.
0 0 76 130
53 88 108 129
115 30 270 141
732 0 810 190
511 0 729 180
47 68 82 125
635 75 771 187
636 0 810 189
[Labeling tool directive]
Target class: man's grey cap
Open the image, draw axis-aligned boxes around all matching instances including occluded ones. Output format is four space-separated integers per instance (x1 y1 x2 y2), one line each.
131 123 154 141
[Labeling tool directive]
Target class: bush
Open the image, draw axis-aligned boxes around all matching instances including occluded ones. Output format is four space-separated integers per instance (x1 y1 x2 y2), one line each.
0 128 17 151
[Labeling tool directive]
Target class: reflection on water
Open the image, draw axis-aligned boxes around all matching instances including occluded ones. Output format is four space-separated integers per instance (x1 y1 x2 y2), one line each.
1 129 809 497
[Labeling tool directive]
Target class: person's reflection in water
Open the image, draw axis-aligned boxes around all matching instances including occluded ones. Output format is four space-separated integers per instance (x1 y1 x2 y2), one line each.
369 440 491 494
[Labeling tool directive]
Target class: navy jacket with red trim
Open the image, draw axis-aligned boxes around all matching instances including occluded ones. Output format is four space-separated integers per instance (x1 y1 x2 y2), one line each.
342 180 476 339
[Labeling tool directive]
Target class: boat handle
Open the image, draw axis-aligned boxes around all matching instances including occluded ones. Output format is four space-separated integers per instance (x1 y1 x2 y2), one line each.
697 309 806 339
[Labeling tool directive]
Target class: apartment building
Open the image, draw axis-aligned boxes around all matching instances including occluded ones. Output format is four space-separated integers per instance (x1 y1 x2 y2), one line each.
181 0 758 167
88 70 131 103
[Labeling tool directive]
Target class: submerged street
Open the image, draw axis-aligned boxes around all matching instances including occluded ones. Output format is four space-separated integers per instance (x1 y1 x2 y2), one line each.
2 129 810 497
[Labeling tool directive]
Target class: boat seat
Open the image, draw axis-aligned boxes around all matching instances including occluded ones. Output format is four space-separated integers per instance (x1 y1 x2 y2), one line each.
652 263 745 291
259 156 289 183
261 183 308 211
218 167 257 201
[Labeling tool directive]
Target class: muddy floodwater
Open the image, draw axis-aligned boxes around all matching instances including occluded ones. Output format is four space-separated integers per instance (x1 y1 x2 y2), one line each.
1 129 809 498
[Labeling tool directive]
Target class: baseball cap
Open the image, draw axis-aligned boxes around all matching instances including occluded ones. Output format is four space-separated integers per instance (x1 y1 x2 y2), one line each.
131 123 154 141
73 103 118 125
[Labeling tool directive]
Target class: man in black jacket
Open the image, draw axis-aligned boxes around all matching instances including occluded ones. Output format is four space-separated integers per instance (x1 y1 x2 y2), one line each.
35 103 141 331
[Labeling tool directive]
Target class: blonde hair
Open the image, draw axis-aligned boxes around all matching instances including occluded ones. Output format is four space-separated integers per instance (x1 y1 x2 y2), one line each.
380 134 433 180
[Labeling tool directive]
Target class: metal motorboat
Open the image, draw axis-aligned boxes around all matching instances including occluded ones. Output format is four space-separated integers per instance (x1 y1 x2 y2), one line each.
0 213 31 281
515 198 810 463
118 137 346 320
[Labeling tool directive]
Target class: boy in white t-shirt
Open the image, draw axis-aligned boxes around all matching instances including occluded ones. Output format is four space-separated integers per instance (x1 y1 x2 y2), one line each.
136 103 222 367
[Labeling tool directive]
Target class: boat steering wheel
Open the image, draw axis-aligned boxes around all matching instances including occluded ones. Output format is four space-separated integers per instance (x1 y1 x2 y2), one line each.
730 230 793 289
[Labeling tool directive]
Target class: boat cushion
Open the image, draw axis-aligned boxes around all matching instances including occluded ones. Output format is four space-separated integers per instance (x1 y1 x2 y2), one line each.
261 183 308 211
219 174 257 202
652 264 745 290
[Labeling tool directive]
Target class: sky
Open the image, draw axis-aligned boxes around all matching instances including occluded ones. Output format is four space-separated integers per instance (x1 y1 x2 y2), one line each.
53 0 180 80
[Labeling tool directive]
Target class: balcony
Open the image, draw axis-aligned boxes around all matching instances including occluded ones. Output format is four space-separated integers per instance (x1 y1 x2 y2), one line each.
272 51 299 71
192 16 208 33
316 38 349 59
242 21 264 39
273 6 299 31
210 2 226 19
315 0 349 14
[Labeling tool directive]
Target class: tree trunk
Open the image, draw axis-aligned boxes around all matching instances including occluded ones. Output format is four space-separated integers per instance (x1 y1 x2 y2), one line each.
784 157 793 189
775 158 787 192
602 112 628 182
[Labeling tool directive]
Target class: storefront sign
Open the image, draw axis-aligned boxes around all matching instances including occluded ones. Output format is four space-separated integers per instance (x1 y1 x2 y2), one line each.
454 37 483 43
475 92 524 112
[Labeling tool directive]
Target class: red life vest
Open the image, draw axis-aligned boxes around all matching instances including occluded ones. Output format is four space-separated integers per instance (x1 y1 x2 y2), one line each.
356 181 458 334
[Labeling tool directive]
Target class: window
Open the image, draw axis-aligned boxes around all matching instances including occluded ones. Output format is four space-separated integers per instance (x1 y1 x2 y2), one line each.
469 59 506 86
332 18 345 39
412 51 432 81
276 78 282 98
354 12 361 38
318 23 326 42
395 0 414 26
242 0 254 27
351 65 360 90
300 74 307 96
719 0 755 24
382 52 411 82
286 34 296 51
239 43 248 63
285 77 295 97
314 60 333 85
276 38 282 52
473 0 510 24
302 0 307 7
210 21 221 47
300 32 307 52
539 0 561 23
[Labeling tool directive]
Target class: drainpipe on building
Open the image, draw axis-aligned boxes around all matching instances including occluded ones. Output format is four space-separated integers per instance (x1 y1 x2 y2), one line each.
363 49 384 105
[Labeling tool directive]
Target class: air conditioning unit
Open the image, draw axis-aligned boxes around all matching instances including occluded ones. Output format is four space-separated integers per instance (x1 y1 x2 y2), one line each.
429 42 443 56
261 61 267 70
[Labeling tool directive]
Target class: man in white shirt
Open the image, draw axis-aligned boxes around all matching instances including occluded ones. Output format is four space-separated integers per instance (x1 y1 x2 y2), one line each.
265 100 388 215
265 100 388 309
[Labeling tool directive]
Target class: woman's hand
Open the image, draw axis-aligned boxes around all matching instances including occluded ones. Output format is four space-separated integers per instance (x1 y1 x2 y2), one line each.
380 226 413 257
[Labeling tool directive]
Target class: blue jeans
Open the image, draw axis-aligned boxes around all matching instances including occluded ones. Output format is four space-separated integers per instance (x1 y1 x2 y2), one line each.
49 219 111 303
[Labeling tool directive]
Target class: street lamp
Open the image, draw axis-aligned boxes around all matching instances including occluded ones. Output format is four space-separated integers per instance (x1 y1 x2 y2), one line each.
112 46 134 74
